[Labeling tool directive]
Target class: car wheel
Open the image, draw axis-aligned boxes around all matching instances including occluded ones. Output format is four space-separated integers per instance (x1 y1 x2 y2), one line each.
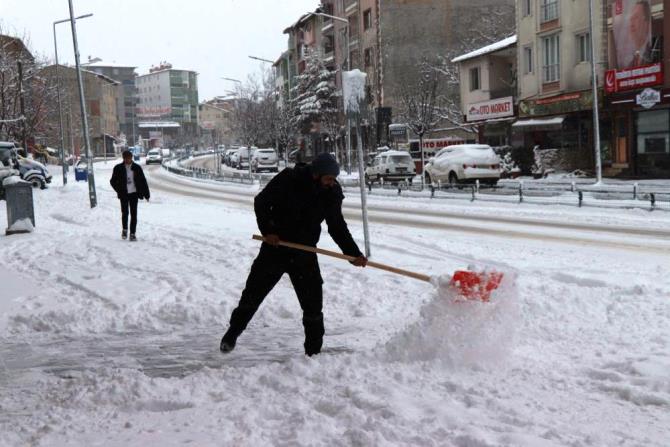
29 177 44 189
448 172 458 187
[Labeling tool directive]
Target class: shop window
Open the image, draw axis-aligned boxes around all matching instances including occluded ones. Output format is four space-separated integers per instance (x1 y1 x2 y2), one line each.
469 67 480 91
637 109 669 154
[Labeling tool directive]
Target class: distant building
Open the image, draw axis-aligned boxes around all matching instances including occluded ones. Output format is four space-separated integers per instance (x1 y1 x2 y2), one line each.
452 36 517 147
135 62 199 148
83 59 138 146
198 98 234 147
40 64 120 157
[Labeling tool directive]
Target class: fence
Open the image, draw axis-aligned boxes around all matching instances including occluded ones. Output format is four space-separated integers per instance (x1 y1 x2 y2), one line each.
161 153 272 187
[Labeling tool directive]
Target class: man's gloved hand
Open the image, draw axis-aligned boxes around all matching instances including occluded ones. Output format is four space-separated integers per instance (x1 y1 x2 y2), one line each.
351 256 367 267
264 234 281 246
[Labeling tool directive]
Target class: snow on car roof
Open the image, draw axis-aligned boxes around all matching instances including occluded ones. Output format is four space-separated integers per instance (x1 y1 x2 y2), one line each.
377 150 412 156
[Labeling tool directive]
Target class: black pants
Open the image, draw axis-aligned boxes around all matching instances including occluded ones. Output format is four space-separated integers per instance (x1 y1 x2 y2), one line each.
120 193 139 234
226 244 325 354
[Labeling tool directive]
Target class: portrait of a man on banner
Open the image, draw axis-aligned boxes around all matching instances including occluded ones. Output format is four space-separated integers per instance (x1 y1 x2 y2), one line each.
613 0 653 69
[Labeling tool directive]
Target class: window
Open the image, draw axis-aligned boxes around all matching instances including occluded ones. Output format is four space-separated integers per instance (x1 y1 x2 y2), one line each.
542 34 560 83
637 110 669 154
576 33 591 63
522 0 532 16
364 47 373 67
363 9 372 30
540 0 559 23
469 67 480 91
523 45 533 74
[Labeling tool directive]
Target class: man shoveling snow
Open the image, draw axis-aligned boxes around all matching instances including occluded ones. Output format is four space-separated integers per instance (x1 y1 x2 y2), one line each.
221 154 368 356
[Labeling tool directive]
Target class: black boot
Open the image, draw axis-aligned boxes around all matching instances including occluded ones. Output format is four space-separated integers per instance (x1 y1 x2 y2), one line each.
303 313 324 356
219 329 238 353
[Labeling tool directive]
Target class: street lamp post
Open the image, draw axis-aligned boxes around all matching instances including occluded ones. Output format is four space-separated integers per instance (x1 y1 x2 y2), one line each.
313 12 351 174
53 13 92 187
67 0 97 208
589 0 603 185
248 55 282 168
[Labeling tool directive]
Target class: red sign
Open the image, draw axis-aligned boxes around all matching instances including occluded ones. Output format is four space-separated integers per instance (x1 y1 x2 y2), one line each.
536 92 581 105
605 63 663 94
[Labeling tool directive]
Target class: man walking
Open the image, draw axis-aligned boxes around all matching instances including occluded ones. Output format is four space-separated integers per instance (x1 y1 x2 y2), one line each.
110 150 150 241
221 153 367 356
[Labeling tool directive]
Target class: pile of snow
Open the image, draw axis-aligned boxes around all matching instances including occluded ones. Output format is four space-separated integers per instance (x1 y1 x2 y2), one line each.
2 175 26 186
7 217 34 233
382 272 519 366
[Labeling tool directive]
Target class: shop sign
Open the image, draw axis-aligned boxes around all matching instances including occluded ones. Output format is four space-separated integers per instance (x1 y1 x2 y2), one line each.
605 63 663 94
636 88 661 109
466 96 514 122
518 90 595 117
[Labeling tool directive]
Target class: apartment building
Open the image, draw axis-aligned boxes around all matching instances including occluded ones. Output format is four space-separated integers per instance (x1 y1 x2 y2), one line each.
514 0 608 172
198 99 234 147
135 62 199 148
41 64 120 157
453 36 518 147
605 0 669 177
83 60 138 145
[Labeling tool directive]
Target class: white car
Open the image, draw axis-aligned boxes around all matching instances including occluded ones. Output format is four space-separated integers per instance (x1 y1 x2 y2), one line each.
365 150 416 184
234 147 253 169
146 149 163 165
424 144 501 186
250 148 279 173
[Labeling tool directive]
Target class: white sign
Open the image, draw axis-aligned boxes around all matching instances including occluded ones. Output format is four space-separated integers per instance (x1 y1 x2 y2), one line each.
636 88 661 109
466 96 514 122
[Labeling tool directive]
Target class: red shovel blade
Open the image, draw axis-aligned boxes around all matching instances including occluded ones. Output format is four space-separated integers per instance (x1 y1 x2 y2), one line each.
449 270 504 302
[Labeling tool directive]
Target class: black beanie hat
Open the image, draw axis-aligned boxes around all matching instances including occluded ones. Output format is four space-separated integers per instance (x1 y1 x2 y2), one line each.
311 153 340 177
122 149 133 158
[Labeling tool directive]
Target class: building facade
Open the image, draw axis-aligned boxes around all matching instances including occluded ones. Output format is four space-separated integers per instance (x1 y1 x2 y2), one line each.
198 99 234 147
40 64 120 157
514 0 608 173
135 63 199 148
83 60 138 146
453 36 517 148
605 0 669 177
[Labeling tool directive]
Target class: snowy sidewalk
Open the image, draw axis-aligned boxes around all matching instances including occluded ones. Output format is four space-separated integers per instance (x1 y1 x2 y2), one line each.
0 162 669 446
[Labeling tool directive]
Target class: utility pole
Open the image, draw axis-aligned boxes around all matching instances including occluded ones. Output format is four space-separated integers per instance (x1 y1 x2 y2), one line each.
589 0 603 185
17 62 28 155
68 0 97 207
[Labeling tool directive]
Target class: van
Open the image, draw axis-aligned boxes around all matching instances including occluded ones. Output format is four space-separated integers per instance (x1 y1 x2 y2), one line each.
365 150 416 184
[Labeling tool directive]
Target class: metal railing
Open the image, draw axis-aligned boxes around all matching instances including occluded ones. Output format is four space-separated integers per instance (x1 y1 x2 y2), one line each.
161 153 273 187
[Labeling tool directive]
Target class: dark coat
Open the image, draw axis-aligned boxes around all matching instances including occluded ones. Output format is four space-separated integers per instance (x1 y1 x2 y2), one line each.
255 164 362 257
110 162 150 200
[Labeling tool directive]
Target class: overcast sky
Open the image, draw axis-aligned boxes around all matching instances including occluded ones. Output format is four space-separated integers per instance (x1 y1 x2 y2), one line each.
0 0 316 100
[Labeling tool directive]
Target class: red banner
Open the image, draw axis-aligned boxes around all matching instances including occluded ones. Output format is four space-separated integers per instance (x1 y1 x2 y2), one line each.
605 63 663 94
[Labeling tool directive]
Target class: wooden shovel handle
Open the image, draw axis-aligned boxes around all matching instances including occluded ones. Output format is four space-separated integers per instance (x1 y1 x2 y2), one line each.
252 234 431 283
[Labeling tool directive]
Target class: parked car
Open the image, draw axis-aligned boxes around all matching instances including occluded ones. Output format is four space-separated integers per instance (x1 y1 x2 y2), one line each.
365 150 416 184
146 149 163 165
223 149 238 165
234 147 253 169
17 156 51 189
250 148 279 173
423 144 501 186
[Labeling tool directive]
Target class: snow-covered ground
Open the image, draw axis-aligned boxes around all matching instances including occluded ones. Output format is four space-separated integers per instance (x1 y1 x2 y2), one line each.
1 160 669 446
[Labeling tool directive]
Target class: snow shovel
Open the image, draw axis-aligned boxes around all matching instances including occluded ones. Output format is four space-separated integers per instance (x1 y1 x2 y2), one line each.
252 235 503 302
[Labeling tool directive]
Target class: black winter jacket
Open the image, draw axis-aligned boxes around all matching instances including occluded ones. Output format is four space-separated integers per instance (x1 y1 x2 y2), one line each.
255 164 362 257
110 162 150 200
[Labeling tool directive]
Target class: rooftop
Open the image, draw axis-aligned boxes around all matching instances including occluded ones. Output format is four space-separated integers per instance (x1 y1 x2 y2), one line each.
451 35 517 63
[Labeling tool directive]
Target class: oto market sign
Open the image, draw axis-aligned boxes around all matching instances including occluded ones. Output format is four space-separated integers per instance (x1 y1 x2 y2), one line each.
466 96 514 122
605 63 663 94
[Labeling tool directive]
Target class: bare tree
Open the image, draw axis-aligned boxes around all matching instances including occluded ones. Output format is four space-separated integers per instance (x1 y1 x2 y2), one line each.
398 64 443 188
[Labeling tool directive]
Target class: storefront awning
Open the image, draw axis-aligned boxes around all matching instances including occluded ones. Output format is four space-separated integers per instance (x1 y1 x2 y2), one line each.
512 116 565 131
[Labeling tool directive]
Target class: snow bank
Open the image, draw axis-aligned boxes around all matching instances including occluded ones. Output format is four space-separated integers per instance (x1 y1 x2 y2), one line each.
7 217 34 233
382 271 519 366
2 175 26 186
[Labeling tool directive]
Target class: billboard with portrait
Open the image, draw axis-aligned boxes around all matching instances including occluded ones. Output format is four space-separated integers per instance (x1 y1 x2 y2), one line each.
612 0 653 69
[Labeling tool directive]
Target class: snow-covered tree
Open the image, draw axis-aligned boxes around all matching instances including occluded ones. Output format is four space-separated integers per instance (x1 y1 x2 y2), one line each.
291 48 339 150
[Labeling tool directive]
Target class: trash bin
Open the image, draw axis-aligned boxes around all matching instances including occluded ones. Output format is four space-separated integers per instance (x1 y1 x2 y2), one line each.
4 177 35 235
75 162 88 182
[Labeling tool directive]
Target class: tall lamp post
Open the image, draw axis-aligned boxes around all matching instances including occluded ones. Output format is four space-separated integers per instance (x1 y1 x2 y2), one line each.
67 0 97 208
589 0 603 185
52 12 93 186
313 11 351 174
